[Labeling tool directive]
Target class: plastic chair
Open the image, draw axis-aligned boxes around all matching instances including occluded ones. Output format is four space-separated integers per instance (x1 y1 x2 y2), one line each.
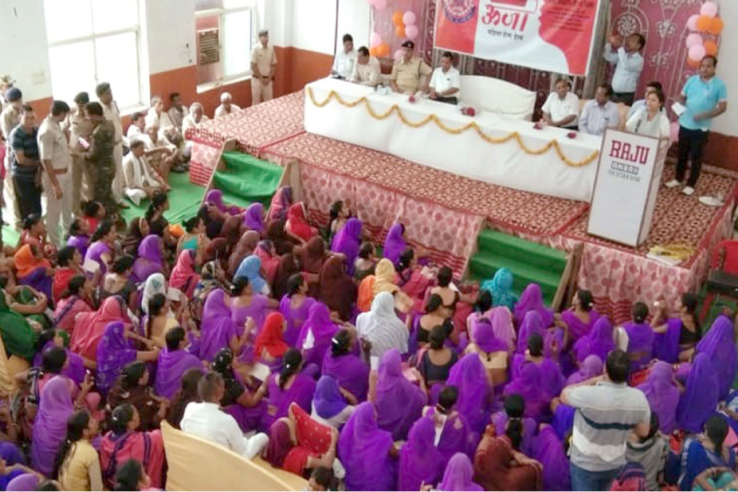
699 240 738 321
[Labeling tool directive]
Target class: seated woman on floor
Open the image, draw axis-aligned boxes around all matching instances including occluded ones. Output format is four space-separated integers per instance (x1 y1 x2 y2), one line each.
18 214 56 260
430 266 475 336
53 276 94 334
177 215 207 256
13 244 54 303
52 246 86 304
396 249 436 311
310 375 356 429
481 267 517 312
327 200 352 243
260 349 317 430
131 235 166 285
266 186 293 224
66 217 91 259
623 302 654 372
465 316 509 388
651 292 701 363
0 276 43 360
84 219 117 277
357 258 413 314
286 203 319 244
414 294 453 350
418 325 459 397
680 415 736 491
244 202 266 236
107 361 168 432
329 217 362 276
211 348 267 433
554 289 599 342
1 272 50 333
353 241 377 281
100 256 138 314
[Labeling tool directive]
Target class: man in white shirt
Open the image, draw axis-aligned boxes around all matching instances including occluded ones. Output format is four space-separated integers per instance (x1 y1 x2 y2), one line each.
350 47 381 87
38 100 72 246
126 112 146 142
627 81 663 119
142 123 184 176
542 78 580 130
181 372 269 460
250 29 277 105
146 95 182 147
167 92 189 131
96 82 126 208
214 92 240 119
123 139 169 206
604 33 645 106
332 34 356 80
579 84 620 136
429 51 461 105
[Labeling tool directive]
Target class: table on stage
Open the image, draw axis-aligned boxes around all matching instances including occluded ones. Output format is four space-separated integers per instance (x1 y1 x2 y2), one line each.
303 78 603 202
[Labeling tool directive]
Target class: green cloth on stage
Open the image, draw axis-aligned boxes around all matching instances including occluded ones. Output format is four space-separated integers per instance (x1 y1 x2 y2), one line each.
214 152 283 208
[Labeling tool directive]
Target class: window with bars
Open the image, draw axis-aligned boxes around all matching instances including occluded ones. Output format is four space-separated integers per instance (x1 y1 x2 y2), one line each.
43 0 146 111
195 0 257 87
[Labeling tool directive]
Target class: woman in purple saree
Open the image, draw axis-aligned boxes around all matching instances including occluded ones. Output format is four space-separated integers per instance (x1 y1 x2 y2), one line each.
13 245 53 303
199 289 248 362
96 321 157 395
511 333 565 399
556 289 599 341
491 394 537 456
338 402 397 491
532 425 571 491
514 284 554 329
33 330 87 386
424 386 476 467
399 417 443 491
330 218 362 276
504 363 552 422
676 353 720 433
572 317 615 365
278 274 315 347
244 202 265 235
696 315 737 400
446 353 492 435
490 306 516 353
295 302 340 369
154 327 202 399
438 453 483 491
565 354 603 386
374 349 427 441
623 302 654 372
31 376 74 476
322 329 370 402
516 311 545 354
261 349 316 431
131 235 164 285
383 223 406 266
636 361 681 434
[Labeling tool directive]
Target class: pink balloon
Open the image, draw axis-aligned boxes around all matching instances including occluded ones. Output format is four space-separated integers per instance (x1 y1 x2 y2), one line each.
670 122 680 143
687 14 700 31
394 49 404 60
686 33 703 49
700 1 718 18
405 24 419 40
688 44 706 61
370 32 382 48
403 11 417 26
374 0 388 10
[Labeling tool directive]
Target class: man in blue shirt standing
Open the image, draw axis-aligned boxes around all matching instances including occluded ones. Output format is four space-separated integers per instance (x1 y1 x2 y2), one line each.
665 55 728 196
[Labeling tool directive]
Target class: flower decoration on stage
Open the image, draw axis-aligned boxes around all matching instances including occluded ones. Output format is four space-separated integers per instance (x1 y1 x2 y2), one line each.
460 106 476 117
685 2 722 67
566 132 577 139
408 95 417 103
392 9 420 40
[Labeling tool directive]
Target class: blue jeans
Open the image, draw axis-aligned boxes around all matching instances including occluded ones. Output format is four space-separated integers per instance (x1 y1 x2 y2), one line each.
570 462 621 491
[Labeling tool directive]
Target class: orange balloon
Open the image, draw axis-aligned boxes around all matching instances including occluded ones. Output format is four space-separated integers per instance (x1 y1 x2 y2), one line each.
392 11 404 26
696 15 712 31
369 46 380 57
377 43 390 57
708 17 724 35
687 56 700 68
395 25 406 38
704 40 718 56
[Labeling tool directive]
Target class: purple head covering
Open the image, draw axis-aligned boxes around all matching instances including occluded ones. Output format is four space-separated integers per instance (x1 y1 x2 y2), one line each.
696 315 737 399
95 321 137 394
267 186 293 223
382 223 406 265
244 202 265 234
399 417 444 492
552 403 575 441
0 442 24 466
338 402 396 491
84 240 112 275
504 363 551 422
313 375 348 419
561 309 600 341
532 426 572 491
67 235 90 259
132 235 163 283
296 302 339 368
623 320 655 371
200 289 239 362
446 353 491 434
31 376 74 476
5 474 39 492
375 349 426 440
573 317 615 364
637 361 680 434
515 284 554 329
517 311 545 354
472 317 508 354
155 347 203 399
566 355 603 386
676 353 720 433
438 453 483 491
653 317 681 363
322 350 370 403
490 307 516 352
330 218 362 276
205 189 226 212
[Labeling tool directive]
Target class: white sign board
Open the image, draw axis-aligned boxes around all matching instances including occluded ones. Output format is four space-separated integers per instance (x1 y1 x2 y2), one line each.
587 129 666 247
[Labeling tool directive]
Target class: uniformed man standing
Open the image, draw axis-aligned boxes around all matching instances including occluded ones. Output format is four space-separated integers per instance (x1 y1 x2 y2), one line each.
390 40 432 95
83 102 117 217
250 29 277 105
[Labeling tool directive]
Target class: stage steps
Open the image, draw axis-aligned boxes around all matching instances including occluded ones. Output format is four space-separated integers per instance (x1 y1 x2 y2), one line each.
468 229 568 306
213 151 284 208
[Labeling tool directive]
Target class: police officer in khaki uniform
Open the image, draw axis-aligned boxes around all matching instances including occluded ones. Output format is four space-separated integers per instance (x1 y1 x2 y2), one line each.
390 40 432 95
250 29 277 105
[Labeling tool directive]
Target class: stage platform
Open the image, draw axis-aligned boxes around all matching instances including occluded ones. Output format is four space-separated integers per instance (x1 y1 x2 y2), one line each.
188 90 737 323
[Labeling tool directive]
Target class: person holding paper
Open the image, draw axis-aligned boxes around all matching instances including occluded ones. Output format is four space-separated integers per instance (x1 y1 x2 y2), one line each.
541 78 580 130
604 33 646 106
665 55 728 196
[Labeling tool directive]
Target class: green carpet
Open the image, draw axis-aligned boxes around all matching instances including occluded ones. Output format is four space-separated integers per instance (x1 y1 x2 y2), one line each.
214 152 283 208
1 172 204 247
468 229 568 305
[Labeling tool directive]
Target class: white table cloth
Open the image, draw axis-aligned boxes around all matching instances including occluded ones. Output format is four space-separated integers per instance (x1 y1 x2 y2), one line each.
304 78 603 202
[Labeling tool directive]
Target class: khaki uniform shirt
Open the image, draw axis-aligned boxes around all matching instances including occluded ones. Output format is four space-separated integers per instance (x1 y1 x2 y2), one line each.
1 105 19 140
38 116 72 171
101 101 122 144
250 42 277 77
390 57 432 94
64 109 93 152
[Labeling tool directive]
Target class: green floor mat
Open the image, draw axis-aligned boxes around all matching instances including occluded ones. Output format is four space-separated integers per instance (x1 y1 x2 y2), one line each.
214 152 283 207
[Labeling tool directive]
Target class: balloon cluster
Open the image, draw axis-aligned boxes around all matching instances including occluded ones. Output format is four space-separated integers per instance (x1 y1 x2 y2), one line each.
392 10 419 41
369 32 390 57
685 2 723 67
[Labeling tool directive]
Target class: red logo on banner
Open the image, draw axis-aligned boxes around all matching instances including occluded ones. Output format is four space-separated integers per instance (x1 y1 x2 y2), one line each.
436 0 479 53
482 5 530 31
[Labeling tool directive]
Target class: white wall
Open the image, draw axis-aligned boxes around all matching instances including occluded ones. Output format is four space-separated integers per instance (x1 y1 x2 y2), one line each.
146 0 196 74
290 0 338 55
712 0 737 136
337 0 372 49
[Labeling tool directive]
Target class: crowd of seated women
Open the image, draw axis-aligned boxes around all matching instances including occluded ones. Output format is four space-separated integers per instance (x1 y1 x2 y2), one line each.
0 182 734 491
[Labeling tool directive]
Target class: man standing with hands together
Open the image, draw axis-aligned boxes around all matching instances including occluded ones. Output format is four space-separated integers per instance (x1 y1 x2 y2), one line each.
251 29 277 105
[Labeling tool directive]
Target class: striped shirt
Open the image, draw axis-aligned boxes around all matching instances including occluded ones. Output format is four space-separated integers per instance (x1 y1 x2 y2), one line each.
567 381 650 471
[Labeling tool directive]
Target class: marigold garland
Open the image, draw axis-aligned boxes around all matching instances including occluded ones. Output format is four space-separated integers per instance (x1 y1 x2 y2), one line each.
306 88 600 168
